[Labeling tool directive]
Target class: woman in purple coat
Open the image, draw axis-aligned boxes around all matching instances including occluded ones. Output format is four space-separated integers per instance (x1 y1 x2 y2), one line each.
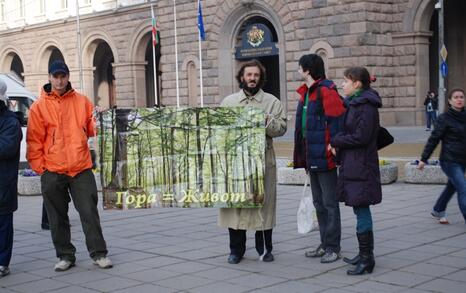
329 67 382 275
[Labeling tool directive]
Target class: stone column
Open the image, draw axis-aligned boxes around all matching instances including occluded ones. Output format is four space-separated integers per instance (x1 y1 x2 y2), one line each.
392 32 431 126
112 62 136 108
81 67 95 103
132 62 148 108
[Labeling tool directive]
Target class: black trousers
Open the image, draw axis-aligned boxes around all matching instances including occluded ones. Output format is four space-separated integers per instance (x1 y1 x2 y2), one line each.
41 169 108 262
0 213 13 267
228 228 273 256
42 201 48 226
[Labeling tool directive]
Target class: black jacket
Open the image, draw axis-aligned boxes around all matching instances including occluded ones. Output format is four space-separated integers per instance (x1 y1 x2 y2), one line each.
331 89 382 207
421 107 466 165
423 96 438 112
0 101 22 214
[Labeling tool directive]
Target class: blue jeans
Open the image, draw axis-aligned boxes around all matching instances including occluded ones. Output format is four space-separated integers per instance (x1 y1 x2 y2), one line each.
433 161 466 221
353 206 373 233
426 111 437 129
0 213 13 267
309 169 341 253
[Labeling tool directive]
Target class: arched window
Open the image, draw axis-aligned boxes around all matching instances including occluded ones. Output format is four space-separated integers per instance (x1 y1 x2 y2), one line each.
10 54 24 81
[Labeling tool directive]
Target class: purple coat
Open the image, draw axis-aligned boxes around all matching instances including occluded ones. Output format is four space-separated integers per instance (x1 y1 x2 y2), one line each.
331 89 382 207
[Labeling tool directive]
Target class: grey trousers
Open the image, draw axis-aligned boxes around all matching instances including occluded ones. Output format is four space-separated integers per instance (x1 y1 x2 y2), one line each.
41 169 108 262
309 169 341 253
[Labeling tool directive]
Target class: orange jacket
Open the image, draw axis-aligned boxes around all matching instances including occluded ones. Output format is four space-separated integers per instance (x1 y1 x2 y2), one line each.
26 83 95 177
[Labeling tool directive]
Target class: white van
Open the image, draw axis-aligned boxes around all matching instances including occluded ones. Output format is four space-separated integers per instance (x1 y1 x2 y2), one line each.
0 73 37 168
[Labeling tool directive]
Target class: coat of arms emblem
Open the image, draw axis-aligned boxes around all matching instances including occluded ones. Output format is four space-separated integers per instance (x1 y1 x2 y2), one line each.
247 25 265 47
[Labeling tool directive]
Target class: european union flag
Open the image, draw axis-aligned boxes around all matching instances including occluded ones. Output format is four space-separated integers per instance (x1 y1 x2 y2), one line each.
197 0 205 41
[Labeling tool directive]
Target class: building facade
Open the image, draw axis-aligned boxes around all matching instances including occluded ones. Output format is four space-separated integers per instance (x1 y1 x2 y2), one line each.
0 0 465 127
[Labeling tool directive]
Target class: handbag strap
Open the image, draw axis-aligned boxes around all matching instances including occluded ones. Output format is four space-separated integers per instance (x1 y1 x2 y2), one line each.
301 176 310 200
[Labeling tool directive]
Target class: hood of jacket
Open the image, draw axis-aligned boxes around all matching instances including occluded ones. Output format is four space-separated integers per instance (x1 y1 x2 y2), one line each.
42 82 74 98
347 88 382 108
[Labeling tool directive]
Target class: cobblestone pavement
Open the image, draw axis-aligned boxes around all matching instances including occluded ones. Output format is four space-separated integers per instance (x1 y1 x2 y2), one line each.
3 182 465 293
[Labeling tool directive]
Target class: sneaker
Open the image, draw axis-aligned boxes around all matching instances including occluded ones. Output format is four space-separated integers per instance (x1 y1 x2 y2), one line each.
321 250 341 263
0 266 10 277
93 257 113 269
54 260 75 272
439 217 449 224
431 210 449 224
305 246 325 258
262 252 274 262
425 128 431 131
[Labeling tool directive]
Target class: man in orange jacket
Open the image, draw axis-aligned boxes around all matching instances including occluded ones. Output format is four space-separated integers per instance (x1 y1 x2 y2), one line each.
26 60 112 272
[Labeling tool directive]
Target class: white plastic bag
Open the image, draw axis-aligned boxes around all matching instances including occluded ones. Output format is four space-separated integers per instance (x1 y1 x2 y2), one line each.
297 177 318 234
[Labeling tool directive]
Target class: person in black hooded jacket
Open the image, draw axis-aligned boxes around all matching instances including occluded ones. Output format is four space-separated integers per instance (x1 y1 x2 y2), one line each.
0 79 22 278
418 88 466 224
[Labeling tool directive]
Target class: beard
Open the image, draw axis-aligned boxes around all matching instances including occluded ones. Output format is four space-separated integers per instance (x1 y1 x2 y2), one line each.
240 81 260 96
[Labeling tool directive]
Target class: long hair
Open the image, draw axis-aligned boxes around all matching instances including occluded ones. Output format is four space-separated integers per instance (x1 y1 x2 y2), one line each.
235 59 267 89
446 88 465 112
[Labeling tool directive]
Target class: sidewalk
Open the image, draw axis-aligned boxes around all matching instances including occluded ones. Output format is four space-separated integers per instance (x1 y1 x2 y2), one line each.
3 182 465 293
3 127 465 293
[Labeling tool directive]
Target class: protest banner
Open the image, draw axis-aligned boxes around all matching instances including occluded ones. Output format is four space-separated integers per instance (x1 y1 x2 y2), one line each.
98 107 265 209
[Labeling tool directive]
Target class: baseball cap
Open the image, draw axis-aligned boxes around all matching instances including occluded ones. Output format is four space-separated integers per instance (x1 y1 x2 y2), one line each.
49 60 70 75
0 79 8 102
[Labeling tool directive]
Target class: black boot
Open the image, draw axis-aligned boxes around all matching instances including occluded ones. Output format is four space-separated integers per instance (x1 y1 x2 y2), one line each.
347 231 375 275
343 254 360 265
343 231 368 265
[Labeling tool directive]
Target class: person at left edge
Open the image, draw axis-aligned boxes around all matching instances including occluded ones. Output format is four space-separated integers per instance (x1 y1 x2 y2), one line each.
0 79 22 278
26 60 112 272
219 59 287 264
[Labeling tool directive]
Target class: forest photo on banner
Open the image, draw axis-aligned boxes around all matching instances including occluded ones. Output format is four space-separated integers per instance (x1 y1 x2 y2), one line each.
98 107 266 209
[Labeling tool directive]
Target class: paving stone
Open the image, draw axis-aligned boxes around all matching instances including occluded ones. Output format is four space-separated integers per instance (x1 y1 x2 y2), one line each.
52 270 113 285
375 255 419 270
264 280 327 293
192 267 249 281
225 273 288 289
440 270 466 282
8 279 69 293
400 262 459 277
131 256 184 268
48 286 101 293
126 268 182 282
425 255 466 269
303 272 363 287
344 280 407 292
0 272 43 287
113 284 176 293
163 261 216 274
81 276 142 292
369 270 432 287
155 275 214 290
12 259 55 272
416 278 466 293
188 281 251 293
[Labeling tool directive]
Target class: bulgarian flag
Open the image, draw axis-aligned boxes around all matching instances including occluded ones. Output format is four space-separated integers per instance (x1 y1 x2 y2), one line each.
151 5 159 46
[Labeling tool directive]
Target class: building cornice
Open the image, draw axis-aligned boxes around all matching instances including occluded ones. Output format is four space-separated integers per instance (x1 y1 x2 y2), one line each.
0 2 156 37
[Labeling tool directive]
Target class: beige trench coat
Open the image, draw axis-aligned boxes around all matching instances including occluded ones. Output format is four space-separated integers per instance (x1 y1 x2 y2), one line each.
218 89 287 230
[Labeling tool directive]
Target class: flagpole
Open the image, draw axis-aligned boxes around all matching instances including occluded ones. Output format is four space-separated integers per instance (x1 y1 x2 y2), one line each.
173 0 180 108
151 4 159 107
198 0 204 107
76 0 83 91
